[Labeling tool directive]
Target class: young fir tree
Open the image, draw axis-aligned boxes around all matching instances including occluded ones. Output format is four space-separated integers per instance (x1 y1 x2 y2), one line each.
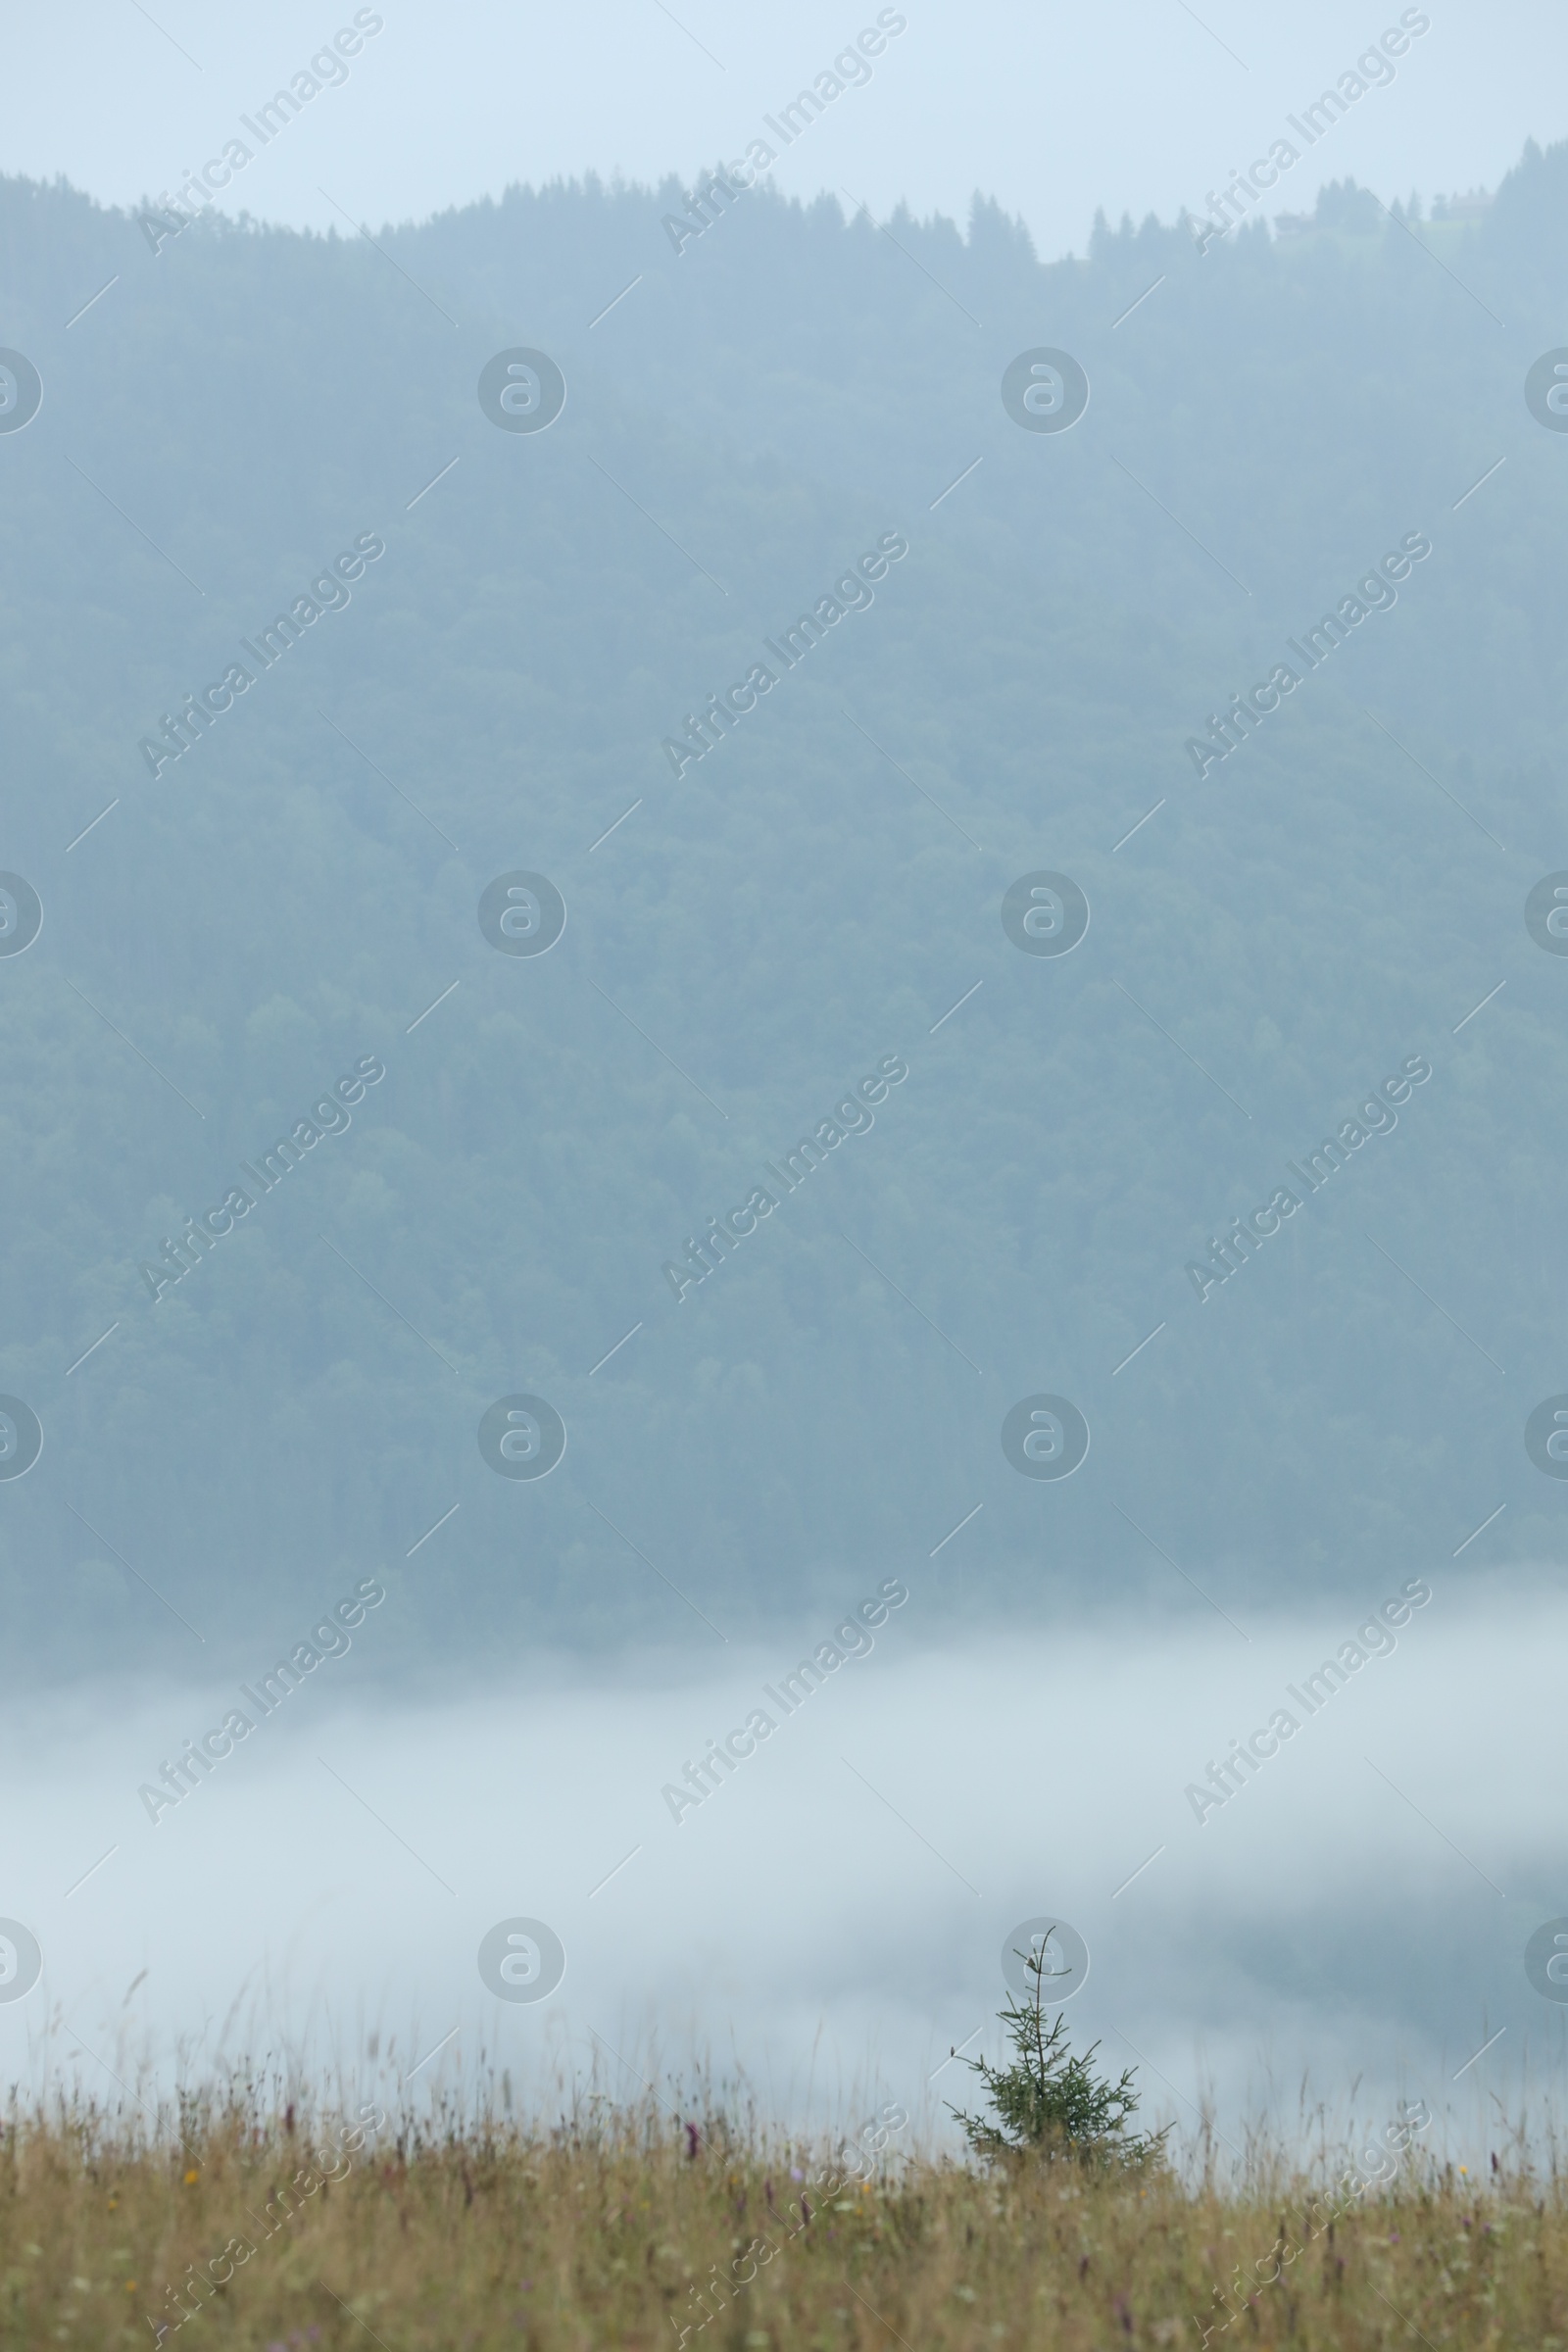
949 1940 1171 2167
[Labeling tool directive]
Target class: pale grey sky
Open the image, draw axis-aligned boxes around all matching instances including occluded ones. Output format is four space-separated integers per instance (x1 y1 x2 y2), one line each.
6 0 1563 253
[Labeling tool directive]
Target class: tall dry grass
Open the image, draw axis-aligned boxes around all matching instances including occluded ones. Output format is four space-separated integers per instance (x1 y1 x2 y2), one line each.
1 2082 1565 2349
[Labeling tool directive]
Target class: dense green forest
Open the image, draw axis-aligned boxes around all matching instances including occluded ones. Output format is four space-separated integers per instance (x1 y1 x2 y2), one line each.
3 141 1567 1679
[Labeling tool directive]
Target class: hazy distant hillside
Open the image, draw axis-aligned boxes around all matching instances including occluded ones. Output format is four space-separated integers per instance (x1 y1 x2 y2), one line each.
3 141 1567 1677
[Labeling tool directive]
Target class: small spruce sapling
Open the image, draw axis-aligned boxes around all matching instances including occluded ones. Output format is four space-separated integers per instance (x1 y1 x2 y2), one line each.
949 1940 1170 2167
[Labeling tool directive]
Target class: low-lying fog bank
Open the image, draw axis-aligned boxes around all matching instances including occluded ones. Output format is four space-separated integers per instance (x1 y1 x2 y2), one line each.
4 1574 1564 2172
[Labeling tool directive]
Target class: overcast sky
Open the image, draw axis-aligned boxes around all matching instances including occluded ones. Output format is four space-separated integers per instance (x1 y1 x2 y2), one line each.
7 1 1565 254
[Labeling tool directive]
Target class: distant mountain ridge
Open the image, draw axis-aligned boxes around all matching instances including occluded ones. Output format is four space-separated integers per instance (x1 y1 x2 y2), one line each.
1 136 1566 1679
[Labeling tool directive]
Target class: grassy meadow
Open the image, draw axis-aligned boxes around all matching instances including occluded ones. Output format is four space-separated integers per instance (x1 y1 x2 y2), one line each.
1 2086 1565 2350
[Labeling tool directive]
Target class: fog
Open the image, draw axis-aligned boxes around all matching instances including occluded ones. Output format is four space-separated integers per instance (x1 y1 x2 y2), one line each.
8 1581 1564 2165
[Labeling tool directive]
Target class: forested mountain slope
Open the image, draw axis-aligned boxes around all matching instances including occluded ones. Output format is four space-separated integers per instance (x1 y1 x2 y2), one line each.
2 143 1565 1675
